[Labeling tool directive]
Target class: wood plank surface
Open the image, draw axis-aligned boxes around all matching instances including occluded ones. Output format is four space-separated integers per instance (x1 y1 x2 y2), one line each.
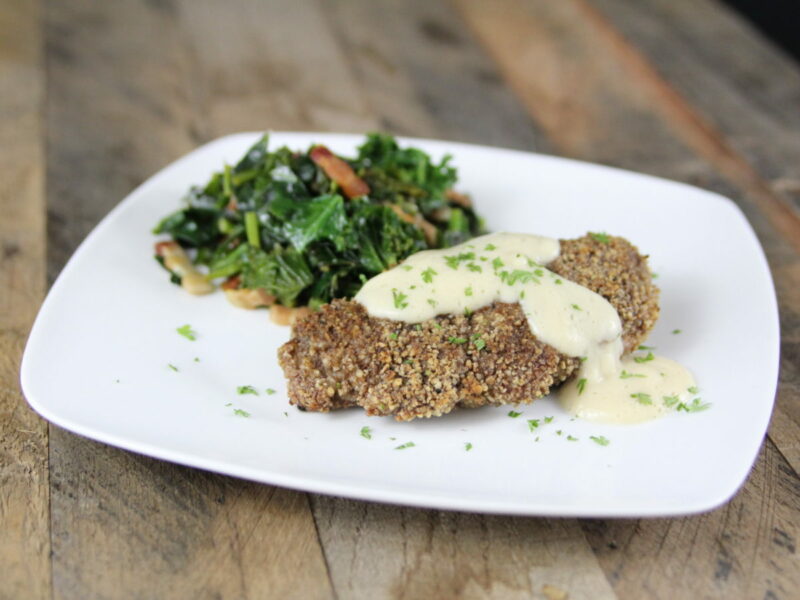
0 1 50 599
3 0 799 598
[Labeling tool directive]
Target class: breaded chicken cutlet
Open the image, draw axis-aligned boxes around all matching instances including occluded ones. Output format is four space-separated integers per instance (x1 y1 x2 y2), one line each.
278 234 659 421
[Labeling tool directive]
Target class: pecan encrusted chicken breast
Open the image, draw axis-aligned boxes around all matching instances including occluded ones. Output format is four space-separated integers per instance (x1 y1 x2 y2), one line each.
278 234 659 421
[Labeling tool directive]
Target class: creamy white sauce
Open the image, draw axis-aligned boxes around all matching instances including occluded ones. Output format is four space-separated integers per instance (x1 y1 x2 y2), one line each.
354 232 696 424
559 355 696 424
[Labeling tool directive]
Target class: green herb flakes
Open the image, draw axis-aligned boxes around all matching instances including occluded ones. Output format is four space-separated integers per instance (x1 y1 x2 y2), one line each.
508 410 522 418
672 329 682 335
448 336 468 344
484 243 497 251
620 370 646 379
464 286 473 297
678 398 711 413
577 378 587 395
389 332 399 340
638 345 656 351
167 363 179 372
233 408 251 418
395 441 415 450
421 267 438 283
176 324 197 341
237 385 258 395
630 392 653 405
571 304 582 311
392 288 409 309
544 416 554 424
471 334 486 351
634 352 654 364
567 435 578 441
590 232 611 244
360 426 372 439
590 435 610 446
662 394 680 407
465 442 473 451
687 386 699 394
266 388 276 395
527 419 540 432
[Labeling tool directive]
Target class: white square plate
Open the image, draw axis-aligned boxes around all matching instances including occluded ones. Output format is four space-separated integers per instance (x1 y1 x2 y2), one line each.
21 132 780 517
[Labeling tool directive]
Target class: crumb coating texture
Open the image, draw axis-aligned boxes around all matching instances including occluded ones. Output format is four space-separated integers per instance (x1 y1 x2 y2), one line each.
278 234 659 420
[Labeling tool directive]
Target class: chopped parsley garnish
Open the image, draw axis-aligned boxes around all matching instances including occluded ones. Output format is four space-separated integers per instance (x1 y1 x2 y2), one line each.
360 426 372 439
651 272 659 279
508 410 522 418
662 394 680 407
484 243 496 251
527 419 540 431
590 232 611 244
556 430 563 436
402 265 413 271
176 324 197 341
491 257 504 270
590 435 610 446
463 307 473 317
167 363 179 372
567 435 579 441
464 286 473 296
389 332 399 340
687 386 699 394
630 392 653 405
577 378 587 395
672 329 682 334
224 402 232 406
465 442 473 451
266 388 276 395
634 352 655 364
638 345 656 351
620 370 646 379
678 398 711 413
427 298 438 307
233 408 250 418
395 441 415 450
554 278 563 285
471 334 486 351
448 336 467 344
571 303 582 311
414 324 422 331
237 385 258 395
421 267 438 283
544 416 554 424
392 288 409 309
466 263 482 273
444 251 475 270
193 357 200 362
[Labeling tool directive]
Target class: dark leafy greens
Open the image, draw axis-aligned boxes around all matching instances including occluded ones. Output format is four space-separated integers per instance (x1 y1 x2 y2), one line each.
153 133 485 308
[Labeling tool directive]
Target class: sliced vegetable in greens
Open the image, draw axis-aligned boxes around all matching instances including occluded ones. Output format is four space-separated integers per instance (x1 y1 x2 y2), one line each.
153 133 484 310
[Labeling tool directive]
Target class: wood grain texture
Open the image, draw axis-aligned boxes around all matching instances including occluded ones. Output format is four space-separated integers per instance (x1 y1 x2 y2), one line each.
45 1 333 598
454 0 800 597
0 1 50 599
312 497 616 600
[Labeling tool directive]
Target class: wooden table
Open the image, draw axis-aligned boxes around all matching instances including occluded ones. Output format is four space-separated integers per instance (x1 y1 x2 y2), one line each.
3 1 799 598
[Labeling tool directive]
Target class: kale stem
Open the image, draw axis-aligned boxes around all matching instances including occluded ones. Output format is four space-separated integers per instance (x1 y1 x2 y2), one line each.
244 212 261 248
